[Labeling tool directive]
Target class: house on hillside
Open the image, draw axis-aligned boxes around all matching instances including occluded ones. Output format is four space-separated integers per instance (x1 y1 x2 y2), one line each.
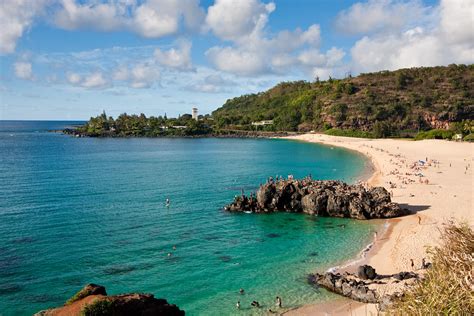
251 120 273 126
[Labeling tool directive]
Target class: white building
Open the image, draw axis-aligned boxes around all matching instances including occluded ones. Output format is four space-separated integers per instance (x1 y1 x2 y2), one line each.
251 120 273 126
192 107 198 121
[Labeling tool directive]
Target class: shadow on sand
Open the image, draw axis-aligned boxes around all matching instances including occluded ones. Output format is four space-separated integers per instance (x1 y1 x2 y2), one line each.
398 203 431 214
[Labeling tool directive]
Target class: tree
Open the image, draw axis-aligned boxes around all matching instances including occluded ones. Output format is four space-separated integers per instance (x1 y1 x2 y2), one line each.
373 121 391 138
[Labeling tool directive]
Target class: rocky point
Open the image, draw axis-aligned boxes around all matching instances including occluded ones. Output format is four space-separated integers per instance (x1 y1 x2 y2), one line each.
225 179 409 219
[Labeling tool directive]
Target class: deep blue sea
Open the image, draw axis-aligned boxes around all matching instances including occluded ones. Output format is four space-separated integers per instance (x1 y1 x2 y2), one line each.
0 121 377 315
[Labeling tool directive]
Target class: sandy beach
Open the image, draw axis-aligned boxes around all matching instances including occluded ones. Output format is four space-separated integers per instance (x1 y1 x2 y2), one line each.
284 134 473 315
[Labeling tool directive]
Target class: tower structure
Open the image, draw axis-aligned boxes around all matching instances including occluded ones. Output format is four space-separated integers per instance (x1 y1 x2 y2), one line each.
192 107 198 121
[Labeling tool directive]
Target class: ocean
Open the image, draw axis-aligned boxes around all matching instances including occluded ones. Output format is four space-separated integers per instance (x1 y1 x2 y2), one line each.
0 121 377 315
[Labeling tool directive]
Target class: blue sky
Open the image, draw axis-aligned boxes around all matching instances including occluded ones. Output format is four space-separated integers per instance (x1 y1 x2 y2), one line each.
0 0 472 120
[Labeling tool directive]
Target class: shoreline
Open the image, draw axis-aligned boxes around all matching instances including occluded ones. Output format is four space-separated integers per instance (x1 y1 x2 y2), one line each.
283 133 473 315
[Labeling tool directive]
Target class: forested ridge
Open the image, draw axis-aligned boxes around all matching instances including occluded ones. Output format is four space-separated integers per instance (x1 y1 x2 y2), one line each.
213 64 473 138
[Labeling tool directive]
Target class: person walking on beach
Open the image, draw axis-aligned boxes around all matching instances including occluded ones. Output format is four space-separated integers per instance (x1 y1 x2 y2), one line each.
410 258 415 270
276 296 282 308
418 215 422 225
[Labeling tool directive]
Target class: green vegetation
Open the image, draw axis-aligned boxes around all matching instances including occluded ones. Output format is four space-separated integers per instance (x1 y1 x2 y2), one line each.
463 134 474 142
390 222 474 315
74 65 473 139
74 111 214 137
66 287 98 306
414 129 455 140
82 299 114 316
324 128 373 138
213 64 473 138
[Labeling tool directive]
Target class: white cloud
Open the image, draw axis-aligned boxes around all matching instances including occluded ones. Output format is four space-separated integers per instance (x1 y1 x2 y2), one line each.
206 18 338 78
13 62 33 80
188 73 236 93
65 71 109 89
206 46 267 76
154 40 193 71
349 0 474 73
206 0 275 42
112 65 129 81
335 0 429 35
66 72 81 84
53 0 205 38
102 62 160 88
54 0 124 31
81 72 108 89
129 63 160 88
204 0 341 78
439 0 474 45
0 0 49 54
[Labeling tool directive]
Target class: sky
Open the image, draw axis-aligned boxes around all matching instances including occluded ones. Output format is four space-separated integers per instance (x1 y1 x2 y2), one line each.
0 0 472 120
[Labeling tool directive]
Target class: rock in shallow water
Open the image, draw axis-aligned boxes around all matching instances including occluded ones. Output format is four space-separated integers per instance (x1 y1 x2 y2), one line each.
225 179 409 219
309 266 420 310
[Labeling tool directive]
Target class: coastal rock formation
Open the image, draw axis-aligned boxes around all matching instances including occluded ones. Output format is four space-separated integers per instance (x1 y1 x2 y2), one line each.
309 266 420 310
225 179 409 219
35 284 184 316
358 265 377 280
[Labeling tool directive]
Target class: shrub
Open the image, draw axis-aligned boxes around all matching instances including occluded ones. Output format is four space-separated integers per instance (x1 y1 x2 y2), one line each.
325 128 373 138
463 133 474 142
82 299 114 316
373 121 392 138
414 129 454 140
389 222 474 315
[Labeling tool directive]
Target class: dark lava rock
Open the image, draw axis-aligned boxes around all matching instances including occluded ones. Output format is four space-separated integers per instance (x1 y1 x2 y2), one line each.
357 265 377 280
309 266 422 310
393 271 418 281
225 179 409 219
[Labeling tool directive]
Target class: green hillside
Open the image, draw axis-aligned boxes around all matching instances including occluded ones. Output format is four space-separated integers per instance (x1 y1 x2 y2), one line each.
212 64 474 138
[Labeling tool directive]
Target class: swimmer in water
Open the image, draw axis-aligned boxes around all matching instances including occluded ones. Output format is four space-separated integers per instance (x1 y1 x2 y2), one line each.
166 198 170 206
276 296 282 308
251 301 260 308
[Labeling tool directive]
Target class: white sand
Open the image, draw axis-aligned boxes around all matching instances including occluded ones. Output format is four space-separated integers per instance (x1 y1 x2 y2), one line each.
283 134 473 315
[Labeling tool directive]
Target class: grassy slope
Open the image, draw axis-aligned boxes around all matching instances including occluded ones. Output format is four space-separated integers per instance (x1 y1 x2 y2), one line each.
389 222 474 314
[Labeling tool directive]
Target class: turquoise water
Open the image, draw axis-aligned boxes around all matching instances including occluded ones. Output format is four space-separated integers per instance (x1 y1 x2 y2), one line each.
0 121 376 315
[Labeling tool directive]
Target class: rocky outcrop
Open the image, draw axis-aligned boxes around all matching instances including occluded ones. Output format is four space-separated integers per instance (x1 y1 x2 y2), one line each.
358 265 377 280
65 284 106 305
225 179 409 219
35 284 184 316
309 266 420 310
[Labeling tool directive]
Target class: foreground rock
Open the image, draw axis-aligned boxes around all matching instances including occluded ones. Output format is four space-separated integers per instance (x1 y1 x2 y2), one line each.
35 284 184 316
309 265 420 310
225 179 409 219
